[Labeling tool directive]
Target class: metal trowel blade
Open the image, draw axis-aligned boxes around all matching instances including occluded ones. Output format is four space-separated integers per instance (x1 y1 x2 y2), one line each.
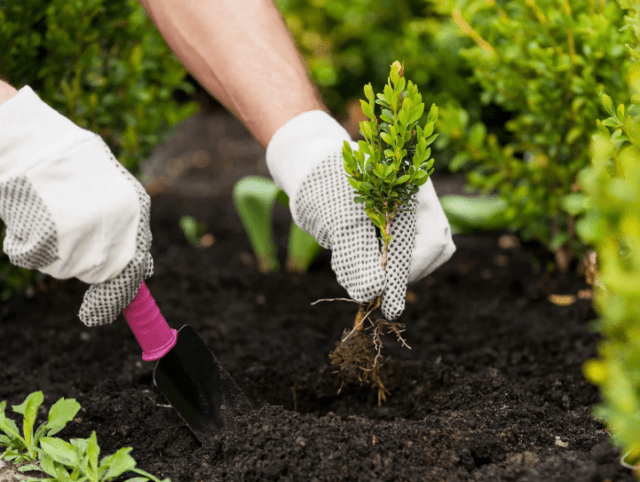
153 325 251 443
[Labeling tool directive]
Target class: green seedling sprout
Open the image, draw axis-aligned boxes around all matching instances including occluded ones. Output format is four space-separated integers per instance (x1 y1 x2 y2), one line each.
233 176 322 274
0 391 168 482
178 215 213 249
328 61 439 405
0 391 80 464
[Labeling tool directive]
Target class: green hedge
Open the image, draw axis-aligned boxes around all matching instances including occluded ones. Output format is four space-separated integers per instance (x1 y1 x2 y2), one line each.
0 0 198 301
438 0 633 271
581 0 640 467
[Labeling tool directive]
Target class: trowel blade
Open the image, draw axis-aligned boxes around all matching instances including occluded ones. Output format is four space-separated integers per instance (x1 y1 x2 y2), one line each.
153 325 251 443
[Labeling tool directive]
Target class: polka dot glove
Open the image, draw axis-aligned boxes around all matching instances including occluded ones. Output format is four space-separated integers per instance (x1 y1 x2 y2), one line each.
0 86 153 326
266 111 456 320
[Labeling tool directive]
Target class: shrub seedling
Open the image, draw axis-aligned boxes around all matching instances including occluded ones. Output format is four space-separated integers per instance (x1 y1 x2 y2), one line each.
328 62 439 405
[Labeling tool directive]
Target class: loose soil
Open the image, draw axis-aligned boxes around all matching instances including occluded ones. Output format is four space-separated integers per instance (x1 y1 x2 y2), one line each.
0 110 634 482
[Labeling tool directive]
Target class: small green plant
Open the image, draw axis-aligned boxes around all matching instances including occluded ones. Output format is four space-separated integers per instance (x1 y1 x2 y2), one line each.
178 216 209 248
580 0 640 471
328 62 439 404
233 176 323 274
0 392 80 464
0 391 168 482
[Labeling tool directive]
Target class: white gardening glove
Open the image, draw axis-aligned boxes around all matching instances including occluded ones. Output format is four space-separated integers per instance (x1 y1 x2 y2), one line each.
266 110 456 320
0 86 152 326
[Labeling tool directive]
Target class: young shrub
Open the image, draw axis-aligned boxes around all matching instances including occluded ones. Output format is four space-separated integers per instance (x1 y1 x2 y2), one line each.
441 0 634 271
580 0 640 469
328 62 438 405
0 0 198 302
233 176 323 274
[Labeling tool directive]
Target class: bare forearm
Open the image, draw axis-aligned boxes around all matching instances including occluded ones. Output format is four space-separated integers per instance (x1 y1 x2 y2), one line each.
137 0 327 147
0 80 18 106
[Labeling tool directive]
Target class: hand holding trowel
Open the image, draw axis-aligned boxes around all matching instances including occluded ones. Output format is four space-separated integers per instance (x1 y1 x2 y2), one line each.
123 280 252 443
0 86 250 443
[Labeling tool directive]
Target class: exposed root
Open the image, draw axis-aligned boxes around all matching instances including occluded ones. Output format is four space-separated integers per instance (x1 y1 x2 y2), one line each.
328 296 410 406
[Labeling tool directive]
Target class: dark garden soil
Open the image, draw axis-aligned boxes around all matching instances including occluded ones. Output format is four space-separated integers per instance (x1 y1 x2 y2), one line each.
0 109 635 482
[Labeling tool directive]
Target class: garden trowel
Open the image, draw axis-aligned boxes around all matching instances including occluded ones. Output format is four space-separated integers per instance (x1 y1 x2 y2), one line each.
122 280 251 443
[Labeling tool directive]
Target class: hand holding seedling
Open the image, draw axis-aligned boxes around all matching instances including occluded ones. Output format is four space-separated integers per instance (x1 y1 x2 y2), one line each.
327 62 450 403
267 62 454 318
266 62 455 402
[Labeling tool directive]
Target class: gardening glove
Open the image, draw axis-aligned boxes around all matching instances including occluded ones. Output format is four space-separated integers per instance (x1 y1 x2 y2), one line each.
0 86 153 326
266 110 456 320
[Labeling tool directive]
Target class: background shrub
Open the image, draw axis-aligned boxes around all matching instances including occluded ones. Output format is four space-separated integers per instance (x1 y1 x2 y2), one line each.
438 0 633 271
581 0 640 464
0 0 197 301
274 0 479 124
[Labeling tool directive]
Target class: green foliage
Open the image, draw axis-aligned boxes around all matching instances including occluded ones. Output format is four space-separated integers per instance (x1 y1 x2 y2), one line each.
178 216 208 248
439 0 633 267
0 392 168 482
233 176 323 274
440 195 509 234
580 1 640 466
0 0 198 301
274 0 476 117
343 62 438 250
0 392 80 464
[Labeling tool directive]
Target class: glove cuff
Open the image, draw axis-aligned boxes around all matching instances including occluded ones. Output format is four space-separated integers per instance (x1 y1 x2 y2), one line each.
265 110 351 197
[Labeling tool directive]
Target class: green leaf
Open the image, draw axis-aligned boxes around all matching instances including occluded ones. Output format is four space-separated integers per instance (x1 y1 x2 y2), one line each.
396 174 410 184
0 401 22 441
364 83 374 103
380 132 393 146
37 451 59 478
348 177 361 191
45 398 80 438
87 431 100 479
409 103 425 125
15 392 44 453
100 447 137 480
383 84 393 104
561 193 587 216
40 437 78 467
423 133 438 147
427 104 439 123
360 99 375 121
601 93 614 114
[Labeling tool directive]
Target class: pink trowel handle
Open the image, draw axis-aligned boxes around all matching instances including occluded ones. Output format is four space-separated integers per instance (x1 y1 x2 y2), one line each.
123 280 178 361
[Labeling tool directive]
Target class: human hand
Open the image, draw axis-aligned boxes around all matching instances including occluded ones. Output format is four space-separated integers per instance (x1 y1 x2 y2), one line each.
0 86 153 326
266 111 455 320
